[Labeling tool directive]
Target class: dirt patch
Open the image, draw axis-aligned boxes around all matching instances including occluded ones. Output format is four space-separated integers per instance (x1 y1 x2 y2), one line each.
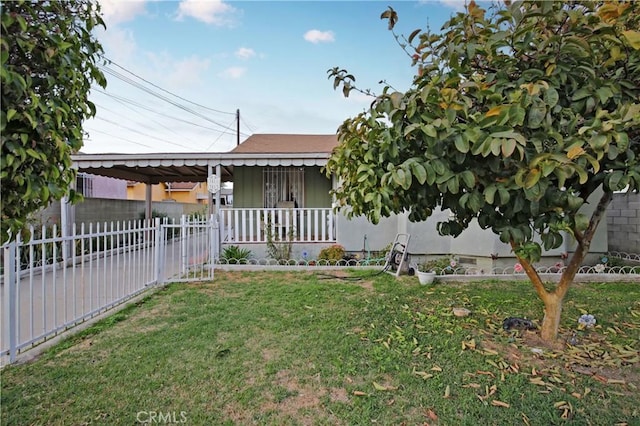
355 280 375 291
329 387 350 403
261 369 326 424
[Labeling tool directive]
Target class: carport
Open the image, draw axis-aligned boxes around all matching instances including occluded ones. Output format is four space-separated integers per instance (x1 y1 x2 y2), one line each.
70 151 332 218
71 152 235 219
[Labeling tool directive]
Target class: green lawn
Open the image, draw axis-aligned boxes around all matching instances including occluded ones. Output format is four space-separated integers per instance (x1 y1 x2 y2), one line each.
1 271 639 425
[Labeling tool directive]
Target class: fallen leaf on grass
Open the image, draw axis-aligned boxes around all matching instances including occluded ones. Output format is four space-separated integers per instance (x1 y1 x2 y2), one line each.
607 379 626 385
353 391 368 396
491 400 510 408
413 370 434 380
529 377 548 386
373 381 398 391
462 339 476 350
463 383 481 389
444 385 451 398
426 409 438 421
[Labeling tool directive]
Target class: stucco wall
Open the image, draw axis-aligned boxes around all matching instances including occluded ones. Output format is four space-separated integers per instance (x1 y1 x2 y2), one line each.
607 192 640 253
90 175 128 199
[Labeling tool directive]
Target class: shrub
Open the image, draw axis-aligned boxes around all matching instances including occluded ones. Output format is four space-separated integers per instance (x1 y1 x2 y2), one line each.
419 256 465 275
221 245 252 264
318 244 346 262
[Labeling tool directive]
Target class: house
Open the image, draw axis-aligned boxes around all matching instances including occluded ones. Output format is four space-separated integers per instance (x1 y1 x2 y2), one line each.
127 181 210 204
70 134 609 267
224 134 607 268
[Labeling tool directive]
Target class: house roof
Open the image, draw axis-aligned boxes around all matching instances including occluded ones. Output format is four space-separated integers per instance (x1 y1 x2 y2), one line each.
72 134 338 184
231 134 339 154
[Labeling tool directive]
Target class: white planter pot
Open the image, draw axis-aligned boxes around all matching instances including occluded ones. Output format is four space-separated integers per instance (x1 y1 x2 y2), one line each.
416 271 436 285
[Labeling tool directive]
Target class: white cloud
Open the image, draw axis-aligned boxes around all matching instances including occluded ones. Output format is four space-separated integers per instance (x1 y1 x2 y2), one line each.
175 0 237 26
303 29 335 44
98 26 137 63
167 56 212 88
235 47 256 60
220 67 246 79
99 0 147 25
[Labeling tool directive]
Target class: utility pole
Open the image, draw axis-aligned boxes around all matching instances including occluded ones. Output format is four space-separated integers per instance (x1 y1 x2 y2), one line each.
236 109 240 146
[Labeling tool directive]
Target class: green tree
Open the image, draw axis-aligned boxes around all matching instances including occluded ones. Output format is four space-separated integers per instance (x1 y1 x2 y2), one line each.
1 0 107 242
327 1 640 342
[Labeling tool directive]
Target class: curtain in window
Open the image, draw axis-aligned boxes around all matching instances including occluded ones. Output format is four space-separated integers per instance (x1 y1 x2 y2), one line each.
263 167 304 208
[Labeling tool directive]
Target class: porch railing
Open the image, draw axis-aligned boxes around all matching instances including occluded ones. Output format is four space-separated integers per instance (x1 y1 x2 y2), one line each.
219 208 335 243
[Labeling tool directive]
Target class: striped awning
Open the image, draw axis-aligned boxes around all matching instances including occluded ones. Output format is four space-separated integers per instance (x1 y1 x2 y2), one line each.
71 152 331 184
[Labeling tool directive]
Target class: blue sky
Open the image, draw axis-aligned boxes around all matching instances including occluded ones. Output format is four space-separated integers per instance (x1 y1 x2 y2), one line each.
83 0 468 154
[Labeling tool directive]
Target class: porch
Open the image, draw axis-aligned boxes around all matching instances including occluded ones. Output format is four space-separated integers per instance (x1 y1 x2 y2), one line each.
219 207 336 243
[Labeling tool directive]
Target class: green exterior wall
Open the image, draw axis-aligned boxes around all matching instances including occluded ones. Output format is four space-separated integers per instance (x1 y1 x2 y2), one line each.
233 166 331 208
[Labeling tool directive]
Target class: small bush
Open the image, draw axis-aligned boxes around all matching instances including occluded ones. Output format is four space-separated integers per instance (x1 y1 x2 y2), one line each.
318 244 346 262
419 256 465 275
221 245 252 264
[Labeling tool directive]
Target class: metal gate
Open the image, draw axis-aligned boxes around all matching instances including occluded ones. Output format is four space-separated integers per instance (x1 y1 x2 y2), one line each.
158 215 219 283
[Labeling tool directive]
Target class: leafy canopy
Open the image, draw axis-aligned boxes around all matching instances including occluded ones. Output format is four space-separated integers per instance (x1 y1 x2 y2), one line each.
327 0 639 262
1 0 107 242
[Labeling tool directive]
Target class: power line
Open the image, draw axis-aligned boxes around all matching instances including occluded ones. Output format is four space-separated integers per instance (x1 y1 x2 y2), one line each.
85 128 157 149
93 101 202 146
92 88 249 137
101 66 235 133
240 115 257 134
88 58 260 151
94 116 196 150
205 118 238 151
105 57 236 116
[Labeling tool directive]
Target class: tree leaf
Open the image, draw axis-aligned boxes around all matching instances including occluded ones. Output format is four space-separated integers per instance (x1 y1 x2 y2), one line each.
411 162 427 184
408 28 421 44
454 134 469 153
622 30 640 49
501 139 516 157
524 169 541 189
485 106 503 117
527 103 546 129
459 170 475 188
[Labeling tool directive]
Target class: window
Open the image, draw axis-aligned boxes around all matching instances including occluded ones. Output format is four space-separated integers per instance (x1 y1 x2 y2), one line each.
76 173 94 197
263 167 304 208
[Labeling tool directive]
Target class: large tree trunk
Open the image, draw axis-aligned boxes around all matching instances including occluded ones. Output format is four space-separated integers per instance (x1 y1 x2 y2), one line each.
540 293 564 342
513 190 612 342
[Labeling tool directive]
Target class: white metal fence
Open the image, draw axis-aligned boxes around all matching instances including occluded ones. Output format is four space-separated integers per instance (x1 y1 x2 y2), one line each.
1 215 218 365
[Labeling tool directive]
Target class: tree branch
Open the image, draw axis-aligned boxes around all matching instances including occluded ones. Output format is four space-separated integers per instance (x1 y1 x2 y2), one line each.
511 241 551 304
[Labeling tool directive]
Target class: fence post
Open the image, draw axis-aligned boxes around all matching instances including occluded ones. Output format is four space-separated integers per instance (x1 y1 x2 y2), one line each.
4 241 17 363
154 217 162 286
210 214 218 279
180 215 187 276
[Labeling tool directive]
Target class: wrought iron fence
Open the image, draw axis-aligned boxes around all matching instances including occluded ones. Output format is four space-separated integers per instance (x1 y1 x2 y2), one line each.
1 215 217 365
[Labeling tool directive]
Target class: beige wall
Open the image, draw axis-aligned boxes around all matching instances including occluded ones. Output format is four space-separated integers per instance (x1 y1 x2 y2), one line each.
127 182 209 204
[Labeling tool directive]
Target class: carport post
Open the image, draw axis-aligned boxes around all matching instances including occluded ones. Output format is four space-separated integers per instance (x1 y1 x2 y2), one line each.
208 165 214 217
215 164 221 213
145 183 152 220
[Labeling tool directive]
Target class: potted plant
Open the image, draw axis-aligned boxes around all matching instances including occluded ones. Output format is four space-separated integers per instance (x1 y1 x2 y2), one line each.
415 259 439 285
416 268 437 285
415 256 463 284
